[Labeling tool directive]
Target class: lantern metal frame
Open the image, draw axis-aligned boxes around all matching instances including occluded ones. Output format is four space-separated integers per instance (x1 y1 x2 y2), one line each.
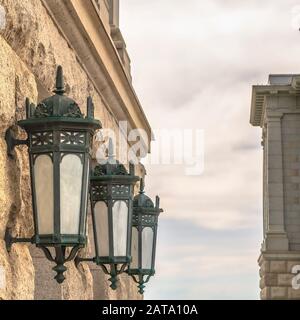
4 66 101 283
127 179 163 294
76 140 139 290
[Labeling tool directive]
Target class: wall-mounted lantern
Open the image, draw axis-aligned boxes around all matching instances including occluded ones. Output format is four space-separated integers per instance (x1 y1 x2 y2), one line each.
5 66 101 283
76 139 139 289
127 179 163 294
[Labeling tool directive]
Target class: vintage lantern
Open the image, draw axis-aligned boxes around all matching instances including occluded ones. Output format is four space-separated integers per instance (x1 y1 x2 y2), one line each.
127 179 163 294
5 66 101 283
76 139 139 289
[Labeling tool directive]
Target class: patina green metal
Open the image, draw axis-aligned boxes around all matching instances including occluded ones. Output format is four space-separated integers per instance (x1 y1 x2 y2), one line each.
127 179 163 294
76 139 139 290
5 66 101 284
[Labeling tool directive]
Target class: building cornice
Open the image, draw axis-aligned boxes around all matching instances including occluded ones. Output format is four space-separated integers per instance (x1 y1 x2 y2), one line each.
42 0 153 150
258 251 300 264
250 85 299 127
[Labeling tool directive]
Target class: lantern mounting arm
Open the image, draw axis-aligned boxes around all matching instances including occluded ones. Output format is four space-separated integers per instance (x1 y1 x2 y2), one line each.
4 228 34 253
5 127 29 159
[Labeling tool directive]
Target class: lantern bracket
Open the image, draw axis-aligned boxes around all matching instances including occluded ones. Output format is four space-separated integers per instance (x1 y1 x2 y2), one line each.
74 257 94 266
127 272 152 295
40 245 82 284
75 256 127 290
4 228 34 253
5 228 81 284
5 127 28 159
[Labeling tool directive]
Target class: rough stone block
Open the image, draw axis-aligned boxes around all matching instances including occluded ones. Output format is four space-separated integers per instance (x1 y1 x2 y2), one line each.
270 287 287 299
270 261 287 273
260 273 277 287
278 274 294 287
288 288 300 299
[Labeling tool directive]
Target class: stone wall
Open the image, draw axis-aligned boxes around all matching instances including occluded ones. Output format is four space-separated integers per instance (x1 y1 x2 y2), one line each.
0 32 37 301
259 254 300 300
0 0 143 300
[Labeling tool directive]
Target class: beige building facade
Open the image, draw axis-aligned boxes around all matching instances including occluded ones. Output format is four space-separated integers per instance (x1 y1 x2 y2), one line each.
251 75 300 299
0 0 152 300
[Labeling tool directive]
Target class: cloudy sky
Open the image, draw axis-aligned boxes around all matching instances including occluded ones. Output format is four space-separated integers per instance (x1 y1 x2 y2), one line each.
120 0 300 300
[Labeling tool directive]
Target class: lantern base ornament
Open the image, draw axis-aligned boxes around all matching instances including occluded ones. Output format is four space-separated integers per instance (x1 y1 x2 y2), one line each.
127 272 153 295
75 257 127 290
40 245 82 284
5 228 82 284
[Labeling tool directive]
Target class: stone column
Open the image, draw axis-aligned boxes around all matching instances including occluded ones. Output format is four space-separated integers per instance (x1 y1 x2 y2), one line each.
263 110 289 251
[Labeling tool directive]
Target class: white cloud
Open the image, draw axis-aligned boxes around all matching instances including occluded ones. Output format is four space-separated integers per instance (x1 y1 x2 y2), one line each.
120 0 298 299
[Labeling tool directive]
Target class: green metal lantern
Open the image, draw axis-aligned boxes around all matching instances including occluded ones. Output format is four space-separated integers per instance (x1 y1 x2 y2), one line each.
127 179 163 294
76 139 139 289
5 66 101 283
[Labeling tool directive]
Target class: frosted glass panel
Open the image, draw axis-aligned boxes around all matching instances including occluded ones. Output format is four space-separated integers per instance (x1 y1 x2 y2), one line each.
34 155 54 234
142 227 154 269
113 201 128 256
94 202 109 256
82 161 89 235
131 227 139 269
60 154 83 234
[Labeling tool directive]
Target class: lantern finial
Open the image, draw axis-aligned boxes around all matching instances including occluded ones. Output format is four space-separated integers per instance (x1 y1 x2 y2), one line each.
140 178 145 194
108 138 115 161
156 196 160 209
25 98 30 119
87 96 94 119
54 65 65 95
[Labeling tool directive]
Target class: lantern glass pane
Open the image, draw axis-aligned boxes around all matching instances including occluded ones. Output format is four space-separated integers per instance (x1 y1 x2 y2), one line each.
113 200 128 256
60 154 83 234
131 226 139 269
34 155 54 234
82 160 89 235
142 227 154 269
94 201 109 256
